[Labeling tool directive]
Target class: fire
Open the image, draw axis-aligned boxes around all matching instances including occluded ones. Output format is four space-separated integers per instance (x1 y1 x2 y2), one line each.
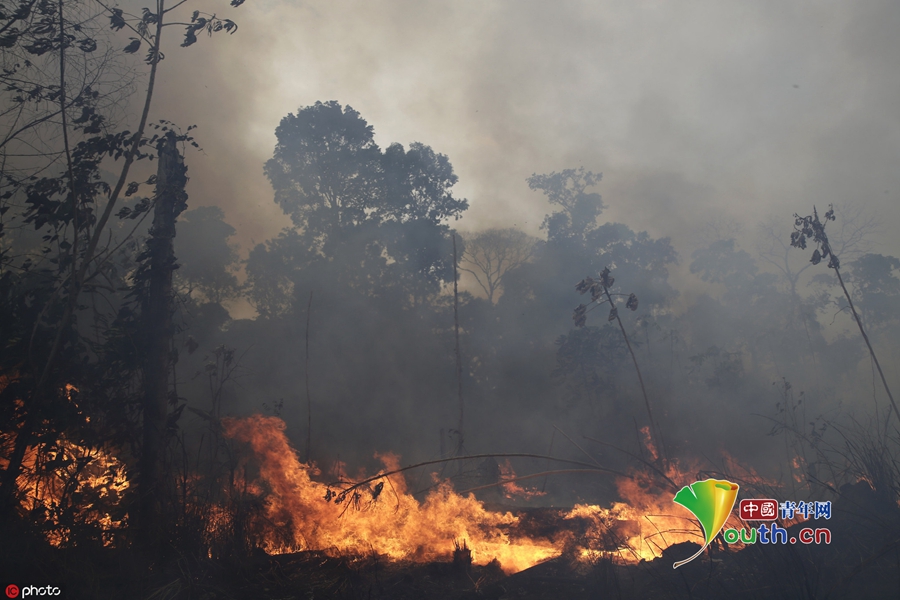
223 415 558 573
576 461 715 562
0 381 130 547
220 415 722 572
3 405 783 571
499 459 547 501
15 438 130 547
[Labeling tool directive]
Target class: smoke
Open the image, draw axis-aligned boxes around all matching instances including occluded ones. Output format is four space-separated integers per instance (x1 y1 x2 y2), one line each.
101 0 900 501
141 0 899 252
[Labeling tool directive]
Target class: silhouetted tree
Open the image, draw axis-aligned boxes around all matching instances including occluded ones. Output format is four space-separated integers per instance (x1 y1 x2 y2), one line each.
175 206 241 305
791 205 898 421
461 228 539 303
251 101 468 311
0 0 246 536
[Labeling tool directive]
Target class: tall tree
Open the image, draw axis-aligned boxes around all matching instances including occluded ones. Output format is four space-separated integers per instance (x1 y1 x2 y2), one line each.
175 206 241 305
264 101 382 255
528 167 604 244
251 101 467 310
136 131 187 556
0 0 246 521
844 254 900 332
791 206 898 422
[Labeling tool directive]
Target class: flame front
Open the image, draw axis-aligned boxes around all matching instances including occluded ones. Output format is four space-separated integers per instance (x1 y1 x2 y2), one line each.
6 409 767 572
223 415 559 573
220 415 725 573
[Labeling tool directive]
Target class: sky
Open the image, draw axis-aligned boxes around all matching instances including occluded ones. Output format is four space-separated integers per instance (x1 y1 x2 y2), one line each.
140 0 899 313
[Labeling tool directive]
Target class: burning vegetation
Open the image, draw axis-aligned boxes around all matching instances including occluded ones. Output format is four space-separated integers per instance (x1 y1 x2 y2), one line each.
4 412 770 575
9 406 900 599
216 415 731 572
1 2 899 596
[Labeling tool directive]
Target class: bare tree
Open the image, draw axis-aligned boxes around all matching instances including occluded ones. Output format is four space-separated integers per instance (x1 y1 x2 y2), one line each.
460 228 539 303
138 131 187 556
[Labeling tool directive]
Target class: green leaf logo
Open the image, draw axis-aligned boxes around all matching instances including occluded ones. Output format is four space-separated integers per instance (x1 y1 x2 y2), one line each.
672 479 739 569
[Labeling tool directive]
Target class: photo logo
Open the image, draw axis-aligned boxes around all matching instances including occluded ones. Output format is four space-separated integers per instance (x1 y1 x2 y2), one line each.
672 478 739 569
3 586 61 598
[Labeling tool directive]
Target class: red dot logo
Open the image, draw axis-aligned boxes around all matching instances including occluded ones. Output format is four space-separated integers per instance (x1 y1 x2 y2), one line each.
5 584 18 599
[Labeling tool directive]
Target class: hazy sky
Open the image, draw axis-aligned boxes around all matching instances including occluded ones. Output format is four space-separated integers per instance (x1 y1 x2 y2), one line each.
143 0 899 305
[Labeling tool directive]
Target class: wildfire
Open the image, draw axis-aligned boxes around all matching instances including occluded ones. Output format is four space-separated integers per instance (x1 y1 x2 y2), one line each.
2 382 130 547
499 459 547 501
4 408 784 572
16 438 130 547
220 415 720 573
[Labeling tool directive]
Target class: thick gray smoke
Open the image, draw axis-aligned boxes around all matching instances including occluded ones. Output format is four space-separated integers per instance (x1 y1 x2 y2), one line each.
55 0 900 502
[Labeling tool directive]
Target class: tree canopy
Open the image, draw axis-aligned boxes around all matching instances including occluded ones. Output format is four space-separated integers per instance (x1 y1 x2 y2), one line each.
250 101 468 313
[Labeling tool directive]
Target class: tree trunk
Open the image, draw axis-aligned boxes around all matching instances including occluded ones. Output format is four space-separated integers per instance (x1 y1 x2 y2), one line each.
138 131 187 559
452 234 464 462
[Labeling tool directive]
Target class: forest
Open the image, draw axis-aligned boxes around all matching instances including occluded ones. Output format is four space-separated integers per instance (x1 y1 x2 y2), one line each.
1 1 899 599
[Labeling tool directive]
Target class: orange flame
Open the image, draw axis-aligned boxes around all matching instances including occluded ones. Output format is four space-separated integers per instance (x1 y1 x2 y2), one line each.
220 415 730 572
15 438 129 547
499 459 547 501
2 382 129 547
223 415 559 573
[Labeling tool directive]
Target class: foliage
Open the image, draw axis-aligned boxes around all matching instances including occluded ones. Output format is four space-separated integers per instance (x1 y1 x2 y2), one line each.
175 206 241 305
0 0 247 551
250 100 468 314
528 167 604 243
844 254 900 330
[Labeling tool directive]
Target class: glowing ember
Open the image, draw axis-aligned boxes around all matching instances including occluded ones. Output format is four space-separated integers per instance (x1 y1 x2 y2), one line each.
15 439 130 547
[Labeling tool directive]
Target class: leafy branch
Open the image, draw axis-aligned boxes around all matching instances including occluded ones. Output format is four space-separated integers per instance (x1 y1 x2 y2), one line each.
573 267 667 467
791 205 898 423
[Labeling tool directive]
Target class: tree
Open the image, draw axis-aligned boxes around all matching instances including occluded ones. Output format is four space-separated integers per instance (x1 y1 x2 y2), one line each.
688 237 819 380
844 254 900 331
240 104 471 469
460 228 539 303
252 101 468 310
480 169 678 453
0 0 246 532
690 238 771 299
264 101 382 254
0 0 134 172
528 167 604 244
757 203 881 319
572 267 665 464
136 131 186 556
791 205 898 422
175 206 241 305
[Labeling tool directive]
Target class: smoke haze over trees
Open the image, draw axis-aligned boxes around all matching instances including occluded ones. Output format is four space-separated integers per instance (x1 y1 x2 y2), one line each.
1 1 899 597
